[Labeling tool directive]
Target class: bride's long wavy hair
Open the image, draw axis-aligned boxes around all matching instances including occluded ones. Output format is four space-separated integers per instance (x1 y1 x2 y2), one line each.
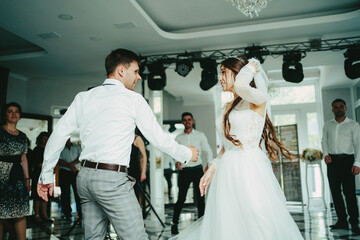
221 56 292 160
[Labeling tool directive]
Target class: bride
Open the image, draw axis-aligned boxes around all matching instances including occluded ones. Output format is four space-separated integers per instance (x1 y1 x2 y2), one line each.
171 56 303 239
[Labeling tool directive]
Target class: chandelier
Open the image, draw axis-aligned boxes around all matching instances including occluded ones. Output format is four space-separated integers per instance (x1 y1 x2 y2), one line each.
228 0 270 18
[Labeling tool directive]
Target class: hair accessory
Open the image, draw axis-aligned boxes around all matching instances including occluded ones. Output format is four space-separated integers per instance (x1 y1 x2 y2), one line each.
228 55 246 64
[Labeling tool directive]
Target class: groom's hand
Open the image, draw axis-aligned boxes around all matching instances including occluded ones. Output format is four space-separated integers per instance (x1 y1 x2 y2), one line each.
37 181 54 202
188 145 199 162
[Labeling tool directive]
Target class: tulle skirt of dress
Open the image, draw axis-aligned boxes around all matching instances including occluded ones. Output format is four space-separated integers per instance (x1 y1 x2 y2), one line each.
171 148 303 240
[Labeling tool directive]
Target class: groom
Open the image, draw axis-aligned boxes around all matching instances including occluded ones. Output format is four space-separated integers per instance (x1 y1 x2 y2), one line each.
37 48 199 240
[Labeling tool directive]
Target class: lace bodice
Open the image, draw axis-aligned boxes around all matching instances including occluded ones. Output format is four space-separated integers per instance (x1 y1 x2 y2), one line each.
216 59 268 151
217 101 265 151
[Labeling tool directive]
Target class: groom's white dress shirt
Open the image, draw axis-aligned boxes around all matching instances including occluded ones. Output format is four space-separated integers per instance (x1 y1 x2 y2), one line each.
40 78 192 184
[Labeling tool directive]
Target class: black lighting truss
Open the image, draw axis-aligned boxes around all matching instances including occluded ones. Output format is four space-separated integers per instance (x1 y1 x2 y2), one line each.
140 36 360 64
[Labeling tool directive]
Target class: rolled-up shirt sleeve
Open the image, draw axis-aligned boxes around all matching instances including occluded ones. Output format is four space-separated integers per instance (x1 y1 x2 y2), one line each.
135 97 192 164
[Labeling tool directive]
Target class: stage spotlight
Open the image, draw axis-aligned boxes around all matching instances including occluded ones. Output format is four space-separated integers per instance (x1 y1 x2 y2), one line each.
244 46 268 63
139 57 148 79
175 55 193 77
199 58 218 91
168 124 176 133
282 52 304 83
147 61 166 90
344 46 360 79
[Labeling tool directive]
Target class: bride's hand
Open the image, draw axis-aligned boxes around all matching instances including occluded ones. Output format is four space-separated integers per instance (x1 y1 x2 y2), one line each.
247 59 260 73
199 165 216 196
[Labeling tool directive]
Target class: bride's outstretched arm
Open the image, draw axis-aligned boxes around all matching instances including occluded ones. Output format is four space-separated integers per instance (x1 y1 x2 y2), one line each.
200 147 225 196
234 59 268 105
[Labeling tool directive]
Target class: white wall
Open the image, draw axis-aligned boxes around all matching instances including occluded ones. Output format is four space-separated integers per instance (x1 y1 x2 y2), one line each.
6 74 27 111
26 77 103 115
162 90 184 121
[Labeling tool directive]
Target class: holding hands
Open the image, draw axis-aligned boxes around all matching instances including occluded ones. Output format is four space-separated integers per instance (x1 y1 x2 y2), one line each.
188 145 199 162
177 146 199 170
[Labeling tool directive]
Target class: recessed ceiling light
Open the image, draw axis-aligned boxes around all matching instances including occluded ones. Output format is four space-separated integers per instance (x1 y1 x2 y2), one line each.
38 32 61 39
89 36 102 41
114 22 137 30
58 14 73 20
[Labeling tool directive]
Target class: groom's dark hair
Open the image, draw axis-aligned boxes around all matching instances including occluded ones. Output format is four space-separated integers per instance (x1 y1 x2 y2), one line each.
105 48 140 77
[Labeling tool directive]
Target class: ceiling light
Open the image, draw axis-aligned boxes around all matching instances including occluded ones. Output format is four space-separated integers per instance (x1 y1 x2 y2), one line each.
139 57 149 80
147 61 167 91
175 55 193 77
199 58 218 91
114 22 137 30
344 46 360 80
228 0 270 18
58 14 73 20
282 51 304 83
38 32 61 40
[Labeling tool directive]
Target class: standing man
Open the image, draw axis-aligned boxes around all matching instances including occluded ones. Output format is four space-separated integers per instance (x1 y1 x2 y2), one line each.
59 138 82 221
322 98 360 233
171 112 213 234
37 48 198 240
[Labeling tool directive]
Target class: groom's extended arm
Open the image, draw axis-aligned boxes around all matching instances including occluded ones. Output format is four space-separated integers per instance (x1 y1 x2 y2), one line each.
38 94 81 201
135 96 198 163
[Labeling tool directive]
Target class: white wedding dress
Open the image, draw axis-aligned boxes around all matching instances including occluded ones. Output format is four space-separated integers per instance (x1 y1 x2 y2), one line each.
171 60 303 240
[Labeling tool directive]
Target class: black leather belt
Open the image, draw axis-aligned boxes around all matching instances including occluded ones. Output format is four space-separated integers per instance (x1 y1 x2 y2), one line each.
81 160 127 173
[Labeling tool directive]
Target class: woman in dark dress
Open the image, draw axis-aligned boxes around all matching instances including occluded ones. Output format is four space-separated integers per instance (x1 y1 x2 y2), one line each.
31 132 51 223
128 134 147 205
0 102 30 240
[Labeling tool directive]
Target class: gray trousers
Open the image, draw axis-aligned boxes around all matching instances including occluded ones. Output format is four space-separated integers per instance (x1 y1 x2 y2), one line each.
77 167 148 240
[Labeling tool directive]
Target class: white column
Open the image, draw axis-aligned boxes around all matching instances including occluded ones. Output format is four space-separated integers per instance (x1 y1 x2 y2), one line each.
148 90 165 222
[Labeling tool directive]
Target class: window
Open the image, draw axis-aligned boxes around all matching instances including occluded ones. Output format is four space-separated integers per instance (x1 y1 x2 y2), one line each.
274 114 296 126
270 85 315 105
306 112 320 149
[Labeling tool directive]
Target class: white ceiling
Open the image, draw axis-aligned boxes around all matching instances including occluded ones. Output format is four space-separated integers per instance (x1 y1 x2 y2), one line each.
0 0 359 105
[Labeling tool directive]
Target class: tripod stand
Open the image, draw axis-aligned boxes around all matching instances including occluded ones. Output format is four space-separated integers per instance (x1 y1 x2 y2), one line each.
63 216 81 236
135 182 165 228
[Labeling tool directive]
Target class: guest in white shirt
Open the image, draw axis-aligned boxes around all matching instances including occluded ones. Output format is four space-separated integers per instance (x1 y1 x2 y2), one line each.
37 48 199 240
171 112 213 235
322 98 360 234
58 138 82 220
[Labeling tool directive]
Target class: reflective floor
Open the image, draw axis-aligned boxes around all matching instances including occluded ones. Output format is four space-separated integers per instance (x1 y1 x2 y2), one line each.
3 202 360 240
